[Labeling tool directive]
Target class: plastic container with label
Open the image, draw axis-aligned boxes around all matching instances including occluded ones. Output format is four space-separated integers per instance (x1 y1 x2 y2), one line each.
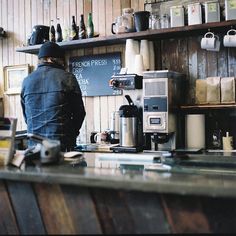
204 1 220 23
170 5 185 27
188 2 202 25
225 0 236 20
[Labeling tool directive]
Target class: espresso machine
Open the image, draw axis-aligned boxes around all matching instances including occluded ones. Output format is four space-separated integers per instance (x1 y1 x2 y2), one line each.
142 70 185 151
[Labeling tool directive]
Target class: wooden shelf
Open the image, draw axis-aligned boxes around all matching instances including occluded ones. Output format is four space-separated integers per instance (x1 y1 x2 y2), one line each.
16 20 236 55
181 103 236 111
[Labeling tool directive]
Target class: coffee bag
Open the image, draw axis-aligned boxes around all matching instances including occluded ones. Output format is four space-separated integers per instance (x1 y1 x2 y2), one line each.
195 79 207 104
206 77 221 104
221 77 235 103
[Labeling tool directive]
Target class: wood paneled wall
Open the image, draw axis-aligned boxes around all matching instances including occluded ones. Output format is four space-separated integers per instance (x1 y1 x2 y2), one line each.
0 0 236 145
0 0 145 143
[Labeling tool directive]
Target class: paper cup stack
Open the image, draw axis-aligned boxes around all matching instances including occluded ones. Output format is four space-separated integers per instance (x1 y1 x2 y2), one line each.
125 39 155 75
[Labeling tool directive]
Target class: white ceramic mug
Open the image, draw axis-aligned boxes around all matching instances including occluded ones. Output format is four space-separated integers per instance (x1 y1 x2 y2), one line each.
94 132 108 144
223 29 236 47
201 32 216 50
207 35 221 52
111 16 126 34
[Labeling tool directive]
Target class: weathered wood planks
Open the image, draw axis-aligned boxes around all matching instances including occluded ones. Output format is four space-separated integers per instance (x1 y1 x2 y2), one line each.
0 180 236 234
0 181 19 234
0 0 236 144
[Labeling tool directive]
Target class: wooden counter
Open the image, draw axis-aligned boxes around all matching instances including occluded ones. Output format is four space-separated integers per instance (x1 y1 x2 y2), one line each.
1 152 236 234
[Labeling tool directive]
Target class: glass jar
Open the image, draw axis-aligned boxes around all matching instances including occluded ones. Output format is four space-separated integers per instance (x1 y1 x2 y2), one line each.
160 14 170 29
150 14 160 29
122 8 135 32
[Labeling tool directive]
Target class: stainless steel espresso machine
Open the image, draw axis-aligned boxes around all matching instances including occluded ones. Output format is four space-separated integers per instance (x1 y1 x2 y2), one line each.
142 70 185 151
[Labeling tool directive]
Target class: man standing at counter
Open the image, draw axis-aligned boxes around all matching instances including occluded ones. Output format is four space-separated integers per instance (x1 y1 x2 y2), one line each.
21 41 86 151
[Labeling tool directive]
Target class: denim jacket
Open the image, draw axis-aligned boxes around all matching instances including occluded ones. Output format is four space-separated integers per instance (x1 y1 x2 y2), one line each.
21 62 86 151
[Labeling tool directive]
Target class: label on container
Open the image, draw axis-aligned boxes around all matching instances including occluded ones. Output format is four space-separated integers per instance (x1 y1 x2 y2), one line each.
208 3 217 12
229 0 236 9
172 7 182 16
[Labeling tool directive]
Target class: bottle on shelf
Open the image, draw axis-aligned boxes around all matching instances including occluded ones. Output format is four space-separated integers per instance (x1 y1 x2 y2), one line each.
211 121 222 149
56 17 63 42
222 131 233 151
87 13 94 38
70 15 78 40
79 14 87 39
50 20 56 42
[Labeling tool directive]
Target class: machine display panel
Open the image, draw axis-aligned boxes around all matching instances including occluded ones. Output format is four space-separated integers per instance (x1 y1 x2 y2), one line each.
150 117 161 125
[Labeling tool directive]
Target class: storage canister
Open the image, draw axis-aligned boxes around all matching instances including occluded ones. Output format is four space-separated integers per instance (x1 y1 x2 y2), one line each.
204 1 220 23
170 5 185 27
225 0 236 20
188 2 202 25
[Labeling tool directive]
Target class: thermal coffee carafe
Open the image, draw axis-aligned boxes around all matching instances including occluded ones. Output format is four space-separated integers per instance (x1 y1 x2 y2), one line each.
119 95 139 147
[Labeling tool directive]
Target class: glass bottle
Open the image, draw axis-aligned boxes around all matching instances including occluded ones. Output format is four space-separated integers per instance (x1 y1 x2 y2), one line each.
79 14 86 39
87 13 94 38
211 121 222 149
62 19 70 41
56 17 63 42
70 15 78 40
50 20 56 42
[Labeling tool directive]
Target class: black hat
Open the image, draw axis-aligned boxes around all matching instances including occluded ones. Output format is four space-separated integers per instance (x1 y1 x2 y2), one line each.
38 41 65 59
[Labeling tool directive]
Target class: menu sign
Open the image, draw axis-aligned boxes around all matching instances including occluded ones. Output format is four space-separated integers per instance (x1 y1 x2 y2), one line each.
69 52 122 96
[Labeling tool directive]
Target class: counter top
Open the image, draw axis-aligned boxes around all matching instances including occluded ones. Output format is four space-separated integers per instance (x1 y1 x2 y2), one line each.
1 152 236 198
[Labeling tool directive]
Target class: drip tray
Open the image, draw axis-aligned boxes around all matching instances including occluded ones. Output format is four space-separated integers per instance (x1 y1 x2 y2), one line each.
110 145 143 153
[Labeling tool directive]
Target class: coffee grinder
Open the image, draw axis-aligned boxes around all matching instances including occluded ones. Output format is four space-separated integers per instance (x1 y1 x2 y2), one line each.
142 70 185 151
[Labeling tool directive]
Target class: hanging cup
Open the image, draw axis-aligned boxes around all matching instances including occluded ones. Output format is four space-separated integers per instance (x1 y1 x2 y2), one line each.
223 29 236 47
207 35 221 52
201 32 216 50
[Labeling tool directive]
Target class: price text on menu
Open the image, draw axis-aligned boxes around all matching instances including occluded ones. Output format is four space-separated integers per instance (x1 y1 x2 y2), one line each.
69 52 122 96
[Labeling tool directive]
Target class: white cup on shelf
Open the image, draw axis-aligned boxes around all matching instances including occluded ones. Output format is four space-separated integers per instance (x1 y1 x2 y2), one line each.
149 41 155 71
134 54 144 76
140 39 150 71
125 39 140 73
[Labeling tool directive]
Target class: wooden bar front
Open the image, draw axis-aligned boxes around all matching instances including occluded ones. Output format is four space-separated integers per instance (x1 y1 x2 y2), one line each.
1 179 236 234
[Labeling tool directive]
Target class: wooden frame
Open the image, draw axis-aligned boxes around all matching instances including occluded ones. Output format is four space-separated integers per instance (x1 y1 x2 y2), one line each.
3 64 30 95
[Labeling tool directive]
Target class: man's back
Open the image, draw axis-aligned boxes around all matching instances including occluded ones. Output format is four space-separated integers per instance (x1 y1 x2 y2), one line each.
21 62 85 151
